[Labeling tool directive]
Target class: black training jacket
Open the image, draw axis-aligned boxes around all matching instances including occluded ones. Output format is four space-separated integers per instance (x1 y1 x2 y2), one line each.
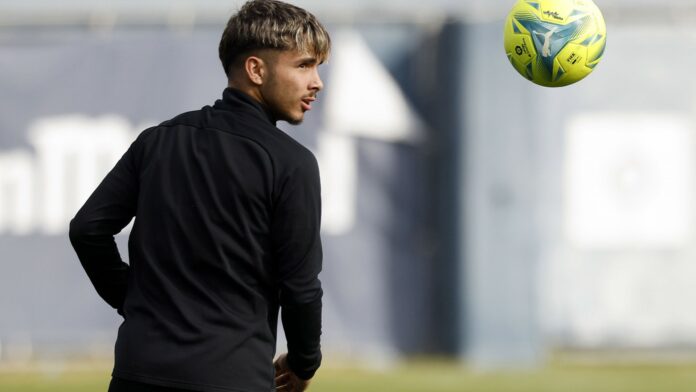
69 88 323 392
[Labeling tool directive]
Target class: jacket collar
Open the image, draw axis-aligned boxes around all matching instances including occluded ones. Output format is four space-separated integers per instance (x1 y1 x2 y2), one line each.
214 87 277 126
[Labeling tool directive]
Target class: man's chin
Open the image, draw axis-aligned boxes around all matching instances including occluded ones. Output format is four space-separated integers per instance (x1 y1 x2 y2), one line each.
284 113 305 125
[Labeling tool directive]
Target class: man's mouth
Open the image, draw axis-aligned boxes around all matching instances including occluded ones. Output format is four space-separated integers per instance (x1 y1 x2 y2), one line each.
301 97 315 111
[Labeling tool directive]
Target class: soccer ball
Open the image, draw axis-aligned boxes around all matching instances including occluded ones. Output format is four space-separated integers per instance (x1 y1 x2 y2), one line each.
504 0 606 87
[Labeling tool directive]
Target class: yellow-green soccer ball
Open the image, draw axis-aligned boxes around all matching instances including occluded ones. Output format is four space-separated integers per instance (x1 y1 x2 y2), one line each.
504 0 606 87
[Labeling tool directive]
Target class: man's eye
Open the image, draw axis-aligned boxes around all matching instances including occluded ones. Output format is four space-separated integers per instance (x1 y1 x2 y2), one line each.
299 64 307 69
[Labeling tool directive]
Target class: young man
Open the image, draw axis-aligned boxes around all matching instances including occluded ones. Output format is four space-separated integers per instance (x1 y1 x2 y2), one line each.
68 1 330 391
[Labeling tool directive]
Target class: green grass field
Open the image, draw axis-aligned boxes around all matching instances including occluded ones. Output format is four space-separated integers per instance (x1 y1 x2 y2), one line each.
2 359 696 392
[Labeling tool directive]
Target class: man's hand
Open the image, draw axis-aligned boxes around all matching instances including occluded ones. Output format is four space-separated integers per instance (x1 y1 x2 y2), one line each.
274 353 310 392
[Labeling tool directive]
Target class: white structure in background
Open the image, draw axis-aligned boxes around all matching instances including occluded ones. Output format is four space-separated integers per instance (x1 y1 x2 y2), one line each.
547 112 696 347
0 150 34 235
565 113 694 248
318 30 424 236
29 116 135 235
0 116 135 235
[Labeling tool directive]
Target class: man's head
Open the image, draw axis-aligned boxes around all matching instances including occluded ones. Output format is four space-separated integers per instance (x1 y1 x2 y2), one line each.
219 0 331 124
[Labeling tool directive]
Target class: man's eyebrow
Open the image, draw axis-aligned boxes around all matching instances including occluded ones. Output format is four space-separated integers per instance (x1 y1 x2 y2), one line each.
297 56 319 64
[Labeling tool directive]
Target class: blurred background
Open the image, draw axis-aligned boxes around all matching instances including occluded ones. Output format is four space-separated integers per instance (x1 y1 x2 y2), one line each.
2 0 696 390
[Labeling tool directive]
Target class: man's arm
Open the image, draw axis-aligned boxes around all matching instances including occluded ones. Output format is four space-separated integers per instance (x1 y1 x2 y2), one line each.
272 153 323 381
68 137 141 313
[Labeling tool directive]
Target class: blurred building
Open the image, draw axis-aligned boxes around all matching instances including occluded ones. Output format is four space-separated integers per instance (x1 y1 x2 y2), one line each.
1 0 696 368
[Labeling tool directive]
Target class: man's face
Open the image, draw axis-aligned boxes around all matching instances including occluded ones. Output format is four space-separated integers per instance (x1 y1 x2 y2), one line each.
260 50 324 125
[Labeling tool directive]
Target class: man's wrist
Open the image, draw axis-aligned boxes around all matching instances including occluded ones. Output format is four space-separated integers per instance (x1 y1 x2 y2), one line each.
286 352 320 380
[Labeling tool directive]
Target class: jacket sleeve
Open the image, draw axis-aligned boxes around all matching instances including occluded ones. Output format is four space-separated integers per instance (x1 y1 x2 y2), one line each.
68 136 141 314
272 153 323 380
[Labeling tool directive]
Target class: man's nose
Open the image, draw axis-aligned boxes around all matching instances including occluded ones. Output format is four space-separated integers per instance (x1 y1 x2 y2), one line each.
310 70 324 92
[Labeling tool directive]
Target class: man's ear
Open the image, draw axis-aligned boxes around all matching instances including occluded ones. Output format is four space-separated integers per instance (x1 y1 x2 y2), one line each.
244 56 266 86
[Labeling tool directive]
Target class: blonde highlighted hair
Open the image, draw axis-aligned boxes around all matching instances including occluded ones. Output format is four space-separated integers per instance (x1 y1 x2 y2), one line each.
219 0 331 76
